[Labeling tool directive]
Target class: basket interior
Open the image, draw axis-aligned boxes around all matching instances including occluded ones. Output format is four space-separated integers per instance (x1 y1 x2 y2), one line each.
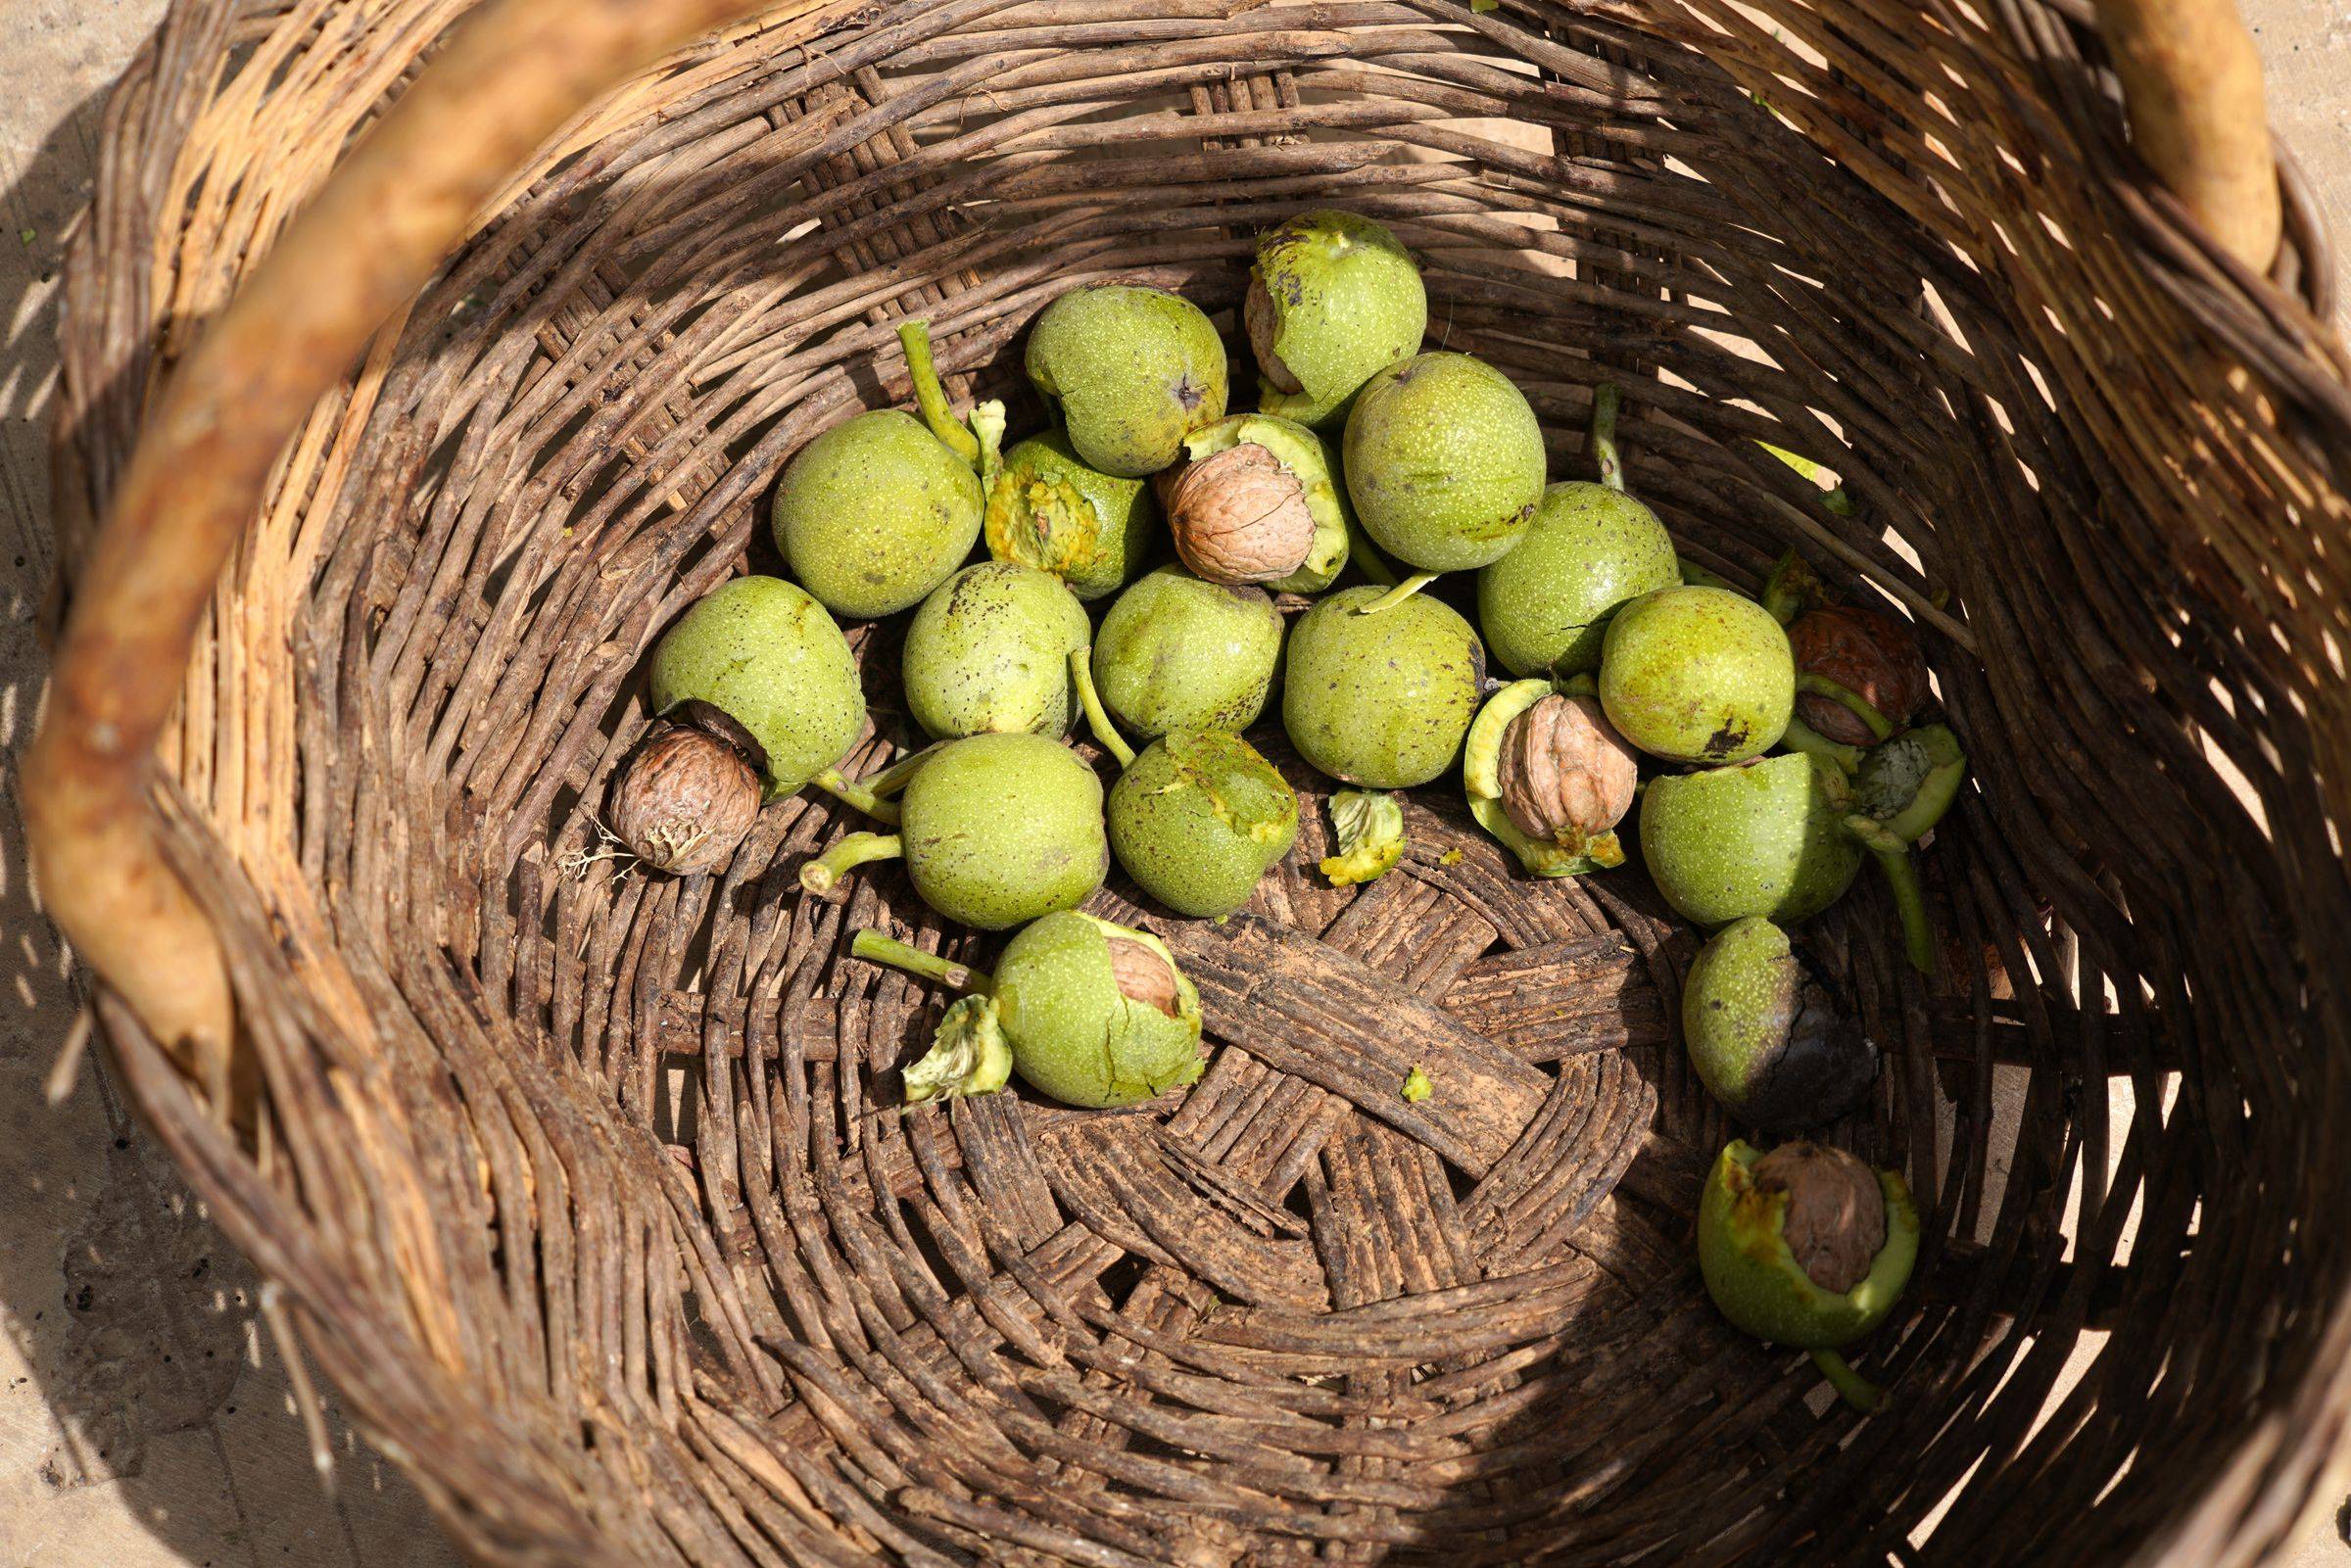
66 2 2351 1565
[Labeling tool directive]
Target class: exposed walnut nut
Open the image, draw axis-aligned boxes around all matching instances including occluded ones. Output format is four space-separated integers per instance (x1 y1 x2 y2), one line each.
1244 277 1301 393
609 720 760 875
1106 937 1181 1018
1497 694 1638 852
1789 605 1929 746
1160 443 1316 586
1752 1142 1886 1294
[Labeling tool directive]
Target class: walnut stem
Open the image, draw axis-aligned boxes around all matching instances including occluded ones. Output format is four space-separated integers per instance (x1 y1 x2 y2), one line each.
799 832 904 895
812 746 933 825
1355 571 1439 616
1069 647 1135 769
897 319 982 467
1812 1349 1882 1412
1591 382 1624 492
849 930 991 994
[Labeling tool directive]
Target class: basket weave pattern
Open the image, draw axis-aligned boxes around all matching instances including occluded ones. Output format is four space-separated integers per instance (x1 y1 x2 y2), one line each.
48 1 2351 1564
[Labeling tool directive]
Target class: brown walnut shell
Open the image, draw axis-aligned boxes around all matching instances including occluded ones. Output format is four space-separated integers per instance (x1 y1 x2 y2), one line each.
1107 937 1181 1018
1497 693 1639 850
1751 1141 1886 1294
609 721 761 875
1788 604 1929 745
1159 443 1316 586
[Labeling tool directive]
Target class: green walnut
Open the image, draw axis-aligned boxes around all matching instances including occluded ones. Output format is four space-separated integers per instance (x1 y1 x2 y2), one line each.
1283 586 1485 788
771 321 1000 619
1478 386 1678 677
1683 918 1875 1129
648 576 865 797
1638 752 1863 927
1464 678 1637 878
1600 586 1795 764
799 733 1106 929
1026 284 1227 477
1091 565 1283 737
853 915 1206 1109
1163 413 1350 593
902 561 1091 739
1343 353 1545 574
1246 210 1426 430
1699 1139 1918 1409
984 430 1159 601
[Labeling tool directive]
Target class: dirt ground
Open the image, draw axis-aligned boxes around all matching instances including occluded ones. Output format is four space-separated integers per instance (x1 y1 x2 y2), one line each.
1 3 2345 1565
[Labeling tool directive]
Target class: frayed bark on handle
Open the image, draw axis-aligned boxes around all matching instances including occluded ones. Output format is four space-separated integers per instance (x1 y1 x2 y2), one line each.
2093 0 2281 273
21 0 794 1105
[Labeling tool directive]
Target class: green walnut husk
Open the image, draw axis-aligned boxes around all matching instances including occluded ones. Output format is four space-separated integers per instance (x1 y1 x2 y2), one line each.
800 733 1106 929
1092 565 1283 737
903 994 1013 1104
1174 413 1352 593
1283 586 1486 788
1478 482 1680 677
649 576 865 797
1026 284 1227 477
1319 788 1405 886
902 561 1092 740
1639 752 1863 928
1464 678 1629 878
1699 1139 1918 1410
1247 210 1427 430
984 431 1159 601
1343 353 1546 574
1683 919 1876 1130
1600 586 1796 765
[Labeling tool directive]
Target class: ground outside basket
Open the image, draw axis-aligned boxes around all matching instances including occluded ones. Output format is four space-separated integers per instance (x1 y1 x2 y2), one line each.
36 0 2351 1564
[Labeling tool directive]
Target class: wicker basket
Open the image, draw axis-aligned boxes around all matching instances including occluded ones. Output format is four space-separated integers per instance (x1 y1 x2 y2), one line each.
30 0 2351 1562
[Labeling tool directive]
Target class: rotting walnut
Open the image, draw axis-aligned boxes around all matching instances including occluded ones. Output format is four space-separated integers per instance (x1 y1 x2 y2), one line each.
1158 443 1317 586
1751 1141 1887 1295
1496 693 1639 853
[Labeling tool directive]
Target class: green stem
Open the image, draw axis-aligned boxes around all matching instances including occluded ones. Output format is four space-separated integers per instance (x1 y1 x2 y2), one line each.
849 929 992 993
1812 1349 1881 1412
1798 672 1895 741
1356 571 1439 615
1590 382 1624 492
1346 515 1399 589
1870 843 1936 975
799 832 903 895
812 769 903 826
1761 546 1826 625
1068 647 1135 769
1556 672 1599 698
897 320 982 467
1780 714 1865 777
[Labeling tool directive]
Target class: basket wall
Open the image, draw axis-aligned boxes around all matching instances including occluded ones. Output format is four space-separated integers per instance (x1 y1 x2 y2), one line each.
48 1 2351 1565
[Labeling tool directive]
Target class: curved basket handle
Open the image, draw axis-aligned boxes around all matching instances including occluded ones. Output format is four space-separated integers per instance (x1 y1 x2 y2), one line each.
2093 0 2282 272
24 0 789 1095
